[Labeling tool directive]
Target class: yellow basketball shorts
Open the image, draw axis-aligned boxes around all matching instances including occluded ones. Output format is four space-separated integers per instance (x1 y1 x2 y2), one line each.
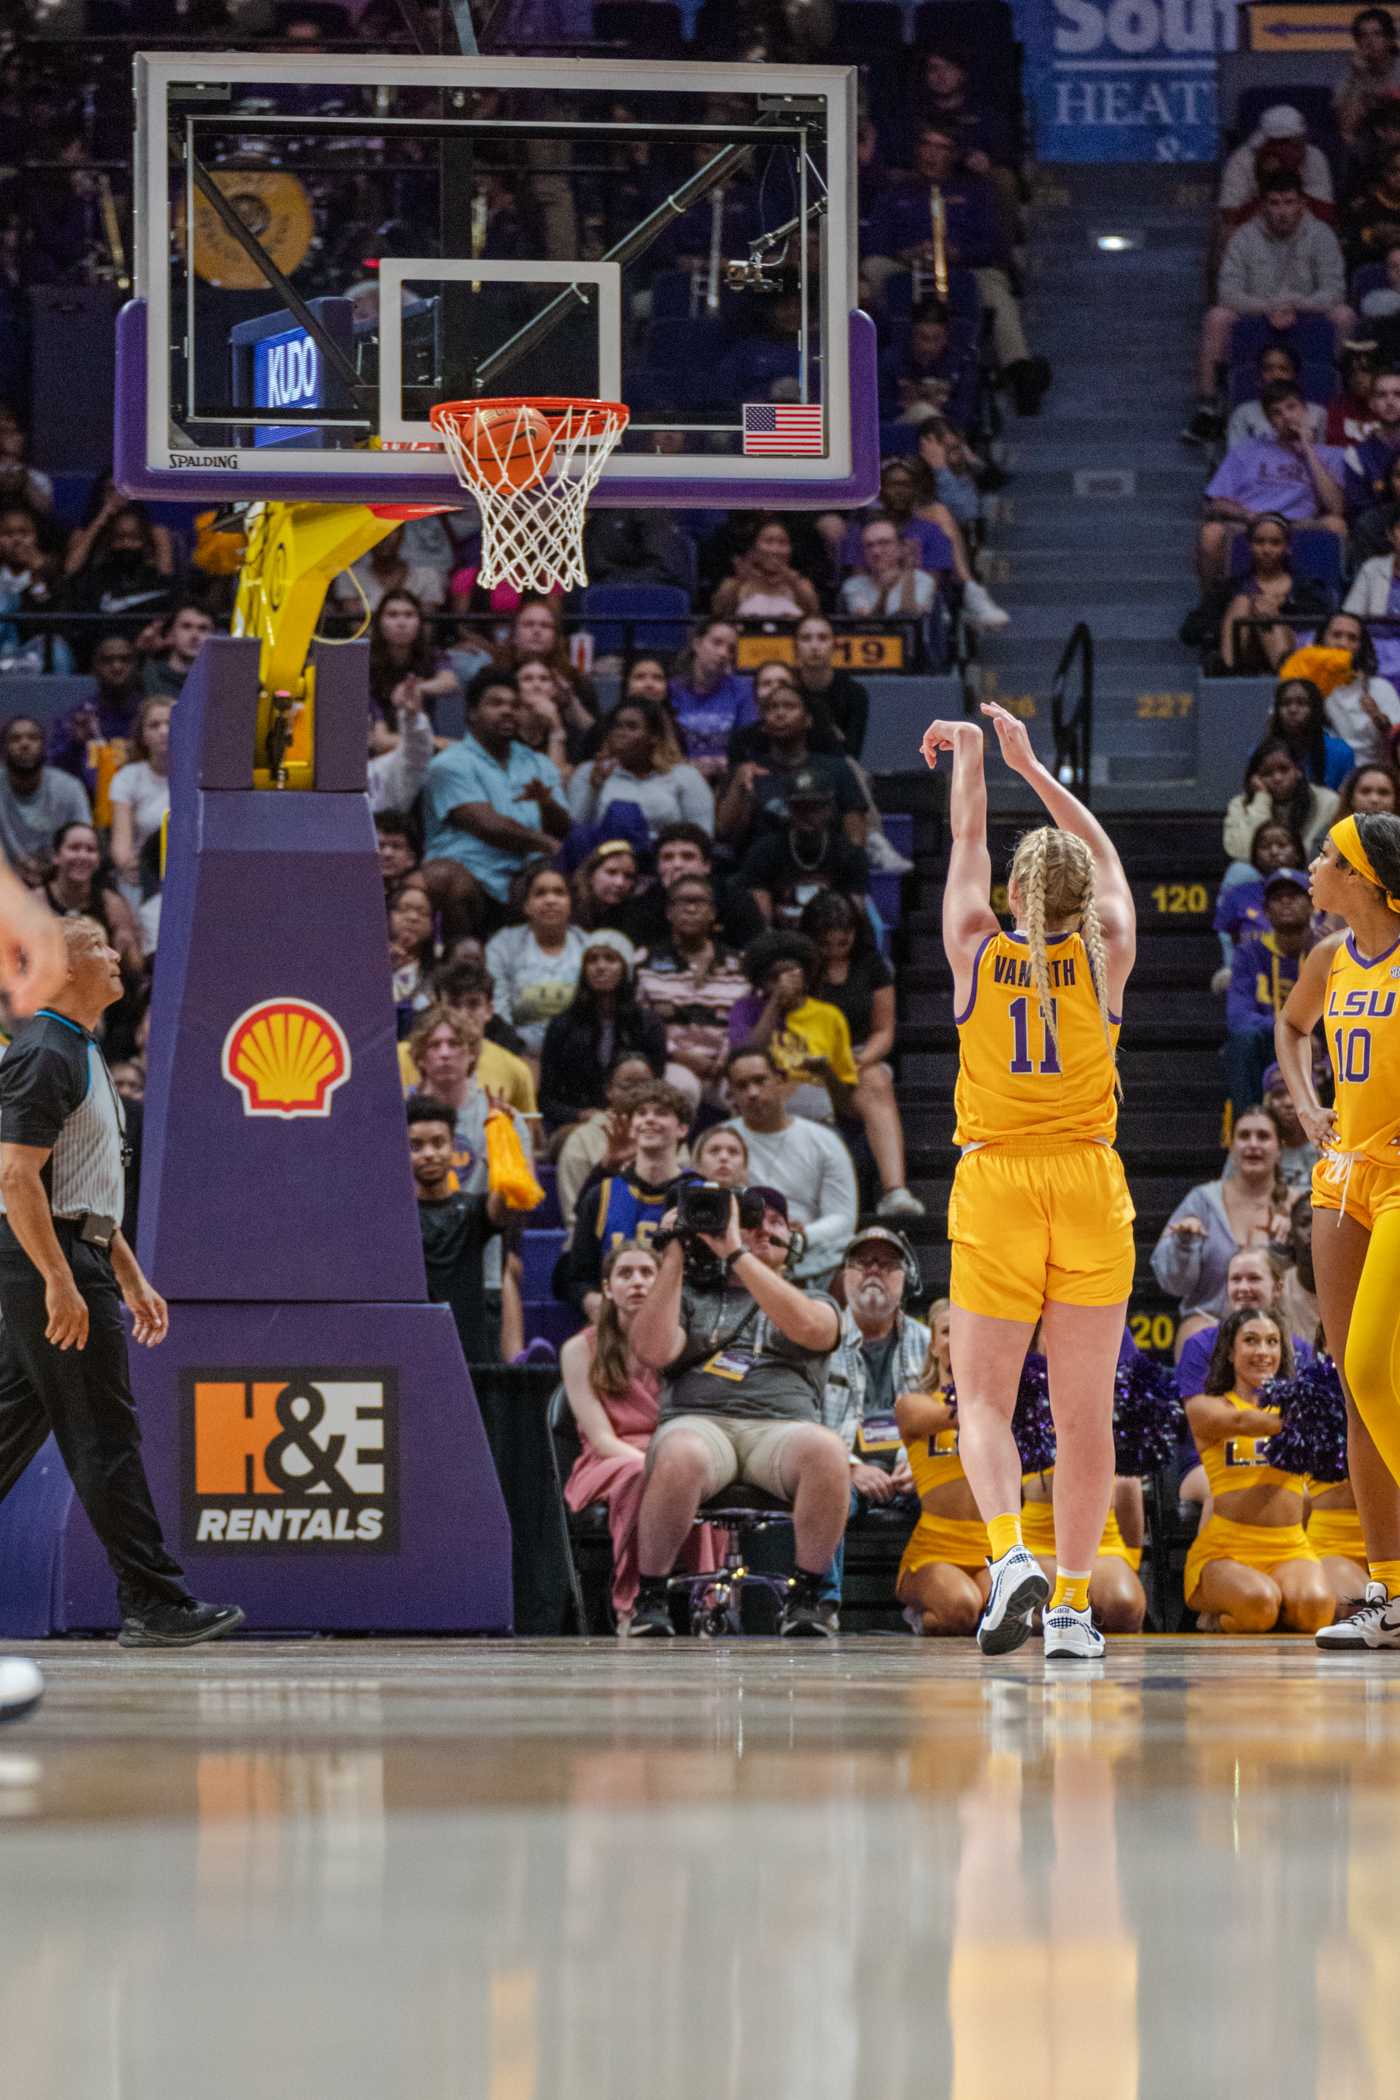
1021 1496 1141 1568
898 1511 990 1586
1306 1506 1367 1563
1311 1153 1400 1233
1185 1513 1318 1607
948 1140 1136 1323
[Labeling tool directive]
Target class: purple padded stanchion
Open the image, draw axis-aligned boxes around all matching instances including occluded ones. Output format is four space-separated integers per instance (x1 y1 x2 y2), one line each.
0 637 512 1635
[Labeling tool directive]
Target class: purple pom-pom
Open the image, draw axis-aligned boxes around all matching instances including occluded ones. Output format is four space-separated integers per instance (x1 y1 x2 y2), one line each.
1262 1355 1348 1482
1013 1352 1058 1473
1113 1351 1186 1473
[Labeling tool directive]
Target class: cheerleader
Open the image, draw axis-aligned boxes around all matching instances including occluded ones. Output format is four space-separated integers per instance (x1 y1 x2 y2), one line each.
1276 810 1400 1647
1183 1306 1334 1634
922 703 1137 1661
1021 1469 1147 1634
893 1300 992 1635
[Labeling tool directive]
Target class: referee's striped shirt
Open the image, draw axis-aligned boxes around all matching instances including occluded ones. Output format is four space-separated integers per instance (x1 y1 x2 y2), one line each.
0 1008 126 1225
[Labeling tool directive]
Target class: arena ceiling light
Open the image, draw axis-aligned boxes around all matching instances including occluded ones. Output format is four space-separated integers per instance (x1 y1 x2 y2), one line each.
1094 232 1142 252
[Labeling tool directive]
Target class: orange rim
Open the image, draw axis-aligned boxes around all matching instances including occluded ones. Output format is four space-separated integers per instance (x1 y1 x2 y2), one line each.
429 395 629 443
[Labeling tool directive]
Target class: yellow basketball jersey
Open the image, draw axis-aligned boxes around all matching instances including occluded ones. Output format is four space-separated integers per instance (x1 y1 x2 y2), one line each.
953 929 1120 1147
1322 932 1400 1167
904 1400 967 1497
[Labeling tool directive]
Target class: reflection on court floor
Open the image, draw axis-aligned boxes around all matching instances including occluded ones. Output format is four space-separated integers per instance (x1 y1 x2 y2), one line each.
1 1639 1398 2100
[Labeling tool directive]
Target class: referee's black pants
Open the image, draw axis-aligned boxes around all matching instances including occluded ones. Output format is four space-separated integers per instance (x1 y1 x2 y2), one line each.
0 1221 188 1611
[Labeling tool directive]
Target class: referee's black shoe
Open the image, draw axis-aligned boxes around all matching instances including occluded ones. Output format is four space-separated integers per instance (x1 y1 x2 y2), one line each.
118 1599 246 1650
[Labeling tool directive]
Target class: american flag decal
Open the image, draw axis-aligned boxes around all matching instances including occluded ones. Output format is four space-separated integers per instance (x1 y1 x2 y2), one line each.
742 402 825 455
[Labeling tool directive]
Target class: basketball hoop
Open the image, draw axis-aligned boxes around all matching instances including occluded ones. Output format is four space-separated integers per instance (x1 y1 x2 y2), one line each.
429 395 629 596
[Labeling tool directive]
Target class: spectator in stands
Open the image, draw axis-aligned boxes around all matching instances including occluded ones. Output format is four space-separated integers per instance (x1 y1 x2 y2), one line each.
397 958 537 1120
46 632 142 794
63 483 174 587
1174 1245 1311 1409
571 839 639 933
388 878 437 1027
1223 869 1316 1120
1262 1059 1324 1189
559 1241 718 1634
802 885 896 1080
716 671 865 853
138 602 214 700
667 619 756 782
375 810 419 892
408 1096 506 1364
915 46 1019 179
0 410 53 513
737 768 869 929
107 699 171 894
1336 7 1400 141
513 660 572 780
1197 387 1347 588
538 930 665 1134
1210 514 1333 673
1214 817 1307 977
61 504 173 634
1346 142 1400 272
496 598 598 744
626 1183 849 1640
1328 341 1381 446
1357 236 1400 361
367 589 459 733
1266 676 1355 788
1224 735 1340 863
791 613 870 759
729 928 923 1216
555 1053 661 1226
617 820 765 953
561 1076 692 1320
1225 344 1327 448
421 670 571 936
330 523 448 620
1190 175 1353 442
1342 366 1400 511
840 513 941 623
566 696 714 840
484 859 588 1063
1336 760 1400 816
868 125 1049 414
1217 105 1335 235
367 676 434 816
711 516 821 622
692 1123 748 1187
0 714 90 875
1344 511 1400 686
880 297 978 434
1315 609 1400 761
846 455 959 577
914 419 985 533
1152 1107 1294 1351
1349 445 1400 557
634 874 749 1111
40 820 142 981
719 1046 858 1281
0 502 70 674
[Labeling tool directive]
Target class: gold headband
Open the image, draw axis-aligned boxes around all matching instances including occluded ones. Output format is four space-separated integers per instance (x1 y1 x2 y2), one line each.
1330 814 1400 914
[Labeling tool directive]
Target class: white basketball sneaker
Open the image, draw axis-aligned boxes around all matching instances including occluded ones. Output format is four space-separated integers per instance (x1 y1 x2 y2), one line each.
976 1546 1049 1655
0 1658 43 1724
1043 1603 1105 1662
1315 1583 1400 1650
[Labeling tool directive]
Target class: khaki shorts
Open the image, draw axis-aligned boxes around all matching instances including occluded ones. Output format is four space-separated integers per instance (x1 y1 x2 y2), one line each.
647 1413 816 1499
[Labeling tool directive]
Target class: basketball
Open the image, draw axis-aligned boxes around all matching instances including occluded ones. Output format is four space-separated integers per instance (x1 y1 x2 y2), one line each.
470 403 555 491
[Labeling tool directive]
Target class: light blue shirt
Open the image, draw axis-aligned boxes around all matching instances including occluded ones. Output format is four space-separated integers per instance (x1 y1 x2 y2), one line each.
423 733 563 900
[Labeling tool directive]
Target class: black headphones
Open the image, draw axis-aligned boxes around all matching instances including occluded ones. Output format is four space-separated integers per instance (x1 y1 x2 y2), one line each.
847 1227 924 1307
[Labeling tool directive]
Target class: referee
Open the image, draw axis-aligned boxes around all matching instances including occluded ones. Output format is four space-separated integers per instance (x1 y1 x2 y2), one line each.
0 916 242 1649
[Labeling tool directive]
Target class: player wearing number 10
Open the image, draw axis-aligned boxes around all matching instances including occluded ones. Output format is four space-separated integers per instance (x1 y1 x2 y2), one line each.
921 702 1137 1662
1276 811 1400 1650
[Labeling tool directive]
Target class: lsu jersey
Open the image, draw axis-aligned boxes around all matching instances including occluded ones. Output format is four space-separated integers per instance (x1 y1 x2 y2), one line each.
1321 931 1400 1168
953 928 1120 1148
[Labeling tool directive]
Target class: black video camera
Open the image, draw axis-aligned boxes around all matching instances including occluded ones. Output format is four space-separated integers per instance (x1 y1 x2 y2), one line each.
655 1181 768 1283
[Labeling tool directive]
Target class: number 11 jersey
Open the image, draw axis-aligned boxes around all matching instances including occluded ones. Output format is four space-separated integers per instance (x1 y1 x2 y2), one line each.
952 928 1121 1148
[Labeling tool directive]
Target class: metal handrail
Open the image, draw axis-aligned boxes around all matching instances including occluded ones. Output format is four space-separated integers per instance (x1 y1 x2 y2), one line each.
1049 619 1094 803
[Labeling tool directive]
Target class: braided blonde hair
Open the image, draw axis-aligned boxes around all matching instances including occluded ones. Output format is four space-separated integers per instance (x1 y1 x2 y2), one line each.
1007 826 1120 1093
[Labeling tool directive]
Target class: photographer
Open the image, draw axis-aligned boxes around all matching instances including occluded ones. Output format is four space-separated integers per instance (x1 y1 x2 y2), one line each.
628 1186 849 1638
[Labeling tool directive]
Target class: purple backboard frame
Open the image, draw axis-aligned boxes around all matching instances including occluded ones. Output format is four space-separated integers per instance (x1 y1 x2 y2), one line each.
114 298 880 512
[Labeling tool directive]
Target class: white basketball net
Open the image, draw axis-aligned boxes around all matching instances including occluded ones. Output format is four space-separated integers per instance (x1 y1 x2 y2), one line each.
429 397 629 596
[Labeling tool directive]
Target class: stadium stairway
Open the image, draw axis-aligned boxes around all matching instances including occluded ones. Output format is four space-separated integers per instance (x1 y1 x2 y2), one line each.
974 163 1216 794
878 771 1228 1364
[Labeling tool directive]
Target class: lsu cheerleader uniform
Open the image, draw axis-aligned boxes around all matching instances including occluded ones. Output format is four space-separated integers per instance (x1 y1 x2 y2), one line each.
950 929 1136 1321
1306 1498 1368 1567
1020 1472 1142 1571
1184 1391 1318 1607
898 1408 990 1587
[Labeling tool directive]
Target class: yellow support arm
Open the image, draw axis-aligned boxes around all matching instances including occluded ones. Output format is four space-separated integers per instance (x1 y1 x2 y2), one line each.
231 499 401 789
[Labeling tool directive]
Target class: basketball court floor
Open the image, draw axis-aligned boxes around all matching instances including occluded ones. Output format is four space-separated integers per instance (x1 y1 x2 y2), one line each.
1 1637 1394 2098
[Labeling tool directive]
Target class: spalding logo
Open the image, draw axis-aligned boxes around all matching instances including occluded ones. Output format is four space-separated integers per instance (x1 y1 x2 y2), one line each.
221 998 351 1119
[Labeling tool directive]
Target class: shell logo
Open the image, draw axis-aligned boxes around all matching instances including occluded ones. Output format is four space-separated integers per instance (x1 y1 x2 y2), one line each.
221 998 351 1120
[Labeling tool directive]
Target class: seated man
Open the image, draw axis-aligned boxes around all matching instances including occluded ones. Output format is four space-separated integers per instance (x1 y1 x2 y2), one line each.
628 1186 850 1638
633 874 750 1110
1225 343 1327 449
1191 171 1354 441
561 1077 693 1320
1343 364 1400 514
878 297 978 433
1217 104 1334 239
737 770 869 928
840 513 941 620
138 601 215 699
1197 379 1346 585
615 819 766 953
421 668 571 937
718 1046 858 1281
716 674 865 855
